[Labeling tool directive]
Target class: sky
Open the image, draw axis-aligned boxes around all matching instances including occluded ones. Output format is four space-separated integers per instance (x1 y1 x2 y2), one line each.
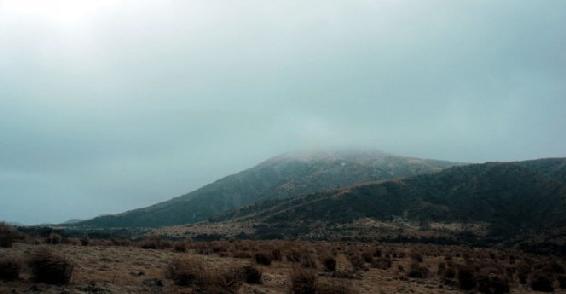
1 0 565 225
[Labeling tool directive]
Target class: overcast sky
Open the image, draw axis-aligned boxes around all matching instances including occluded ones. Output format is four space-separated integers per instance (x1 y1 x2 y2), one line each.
1 0 565 225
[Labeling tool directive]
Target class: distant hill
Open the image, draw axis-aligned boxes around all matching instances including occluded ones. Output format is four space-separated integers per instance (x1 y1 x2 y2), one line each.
185 158 566 244
75 149 460 228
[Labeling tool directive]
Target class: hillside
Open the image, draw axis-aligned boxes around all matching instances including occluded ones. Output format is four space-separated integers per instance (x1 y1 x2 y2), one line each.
75 150 459 228
177 158 566 244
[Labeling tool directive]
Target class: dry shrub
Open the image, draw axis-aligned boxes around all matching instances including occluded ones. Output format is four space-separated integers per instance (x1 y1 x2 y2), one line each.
272 248 282 261
371 257 392 270
317 279 358 294
557 275 566 289
80 236 89 246
0 223 17 248
407 262 429 279
254 252 273 266
166 256 204 286
348 253 367 272
140 237 171 249
410 252 423 263
0 256 21 281
321 256 337 272
166 256 243 292
239 265 262 284
457 266 477 290
174 242 187 253
290 267 318 294
530 272 554 292
233 251 252 259
28 248 74 285
45 233 62 245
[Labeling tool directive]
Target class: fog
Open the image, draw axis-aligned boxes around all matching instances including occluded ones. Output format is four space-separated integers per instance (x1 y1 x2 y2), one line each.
1 0 565 224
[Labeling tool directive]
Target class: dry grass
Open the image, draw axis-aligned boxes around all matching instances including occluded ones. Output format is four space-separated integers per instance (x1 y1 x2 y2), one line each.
0 235 565 293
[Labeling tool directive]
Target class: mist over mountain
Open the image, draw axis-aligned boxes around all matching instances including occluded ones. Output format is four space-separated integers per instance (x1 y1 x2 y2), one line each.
196 158 566 243
76 149 460 228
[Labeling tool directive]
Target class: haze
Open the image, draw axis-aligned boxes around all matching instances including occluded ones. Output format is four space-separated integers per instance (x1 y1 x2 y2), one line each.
1 0 565 225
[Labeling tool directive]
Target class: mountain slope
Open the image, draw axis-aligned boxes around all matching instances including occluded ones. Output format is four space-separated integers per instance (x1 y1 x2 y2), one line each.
200 158 566 241
76 150 460 228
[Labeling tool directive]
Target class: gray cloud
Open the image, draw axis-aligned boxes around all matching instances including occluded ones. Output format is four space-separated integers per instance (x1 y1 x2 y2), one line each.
1 0 565 224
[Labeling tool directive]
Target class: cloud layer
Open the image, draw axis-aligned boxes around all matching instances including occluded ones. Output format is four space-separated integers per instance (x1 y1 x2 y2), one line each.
1 0 565 224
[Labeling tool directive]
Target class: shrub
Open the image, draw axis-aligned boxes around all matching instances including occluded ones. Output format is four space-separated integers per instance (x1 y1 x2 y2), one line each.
0 223 17 248
272 248 282 261
254 252 273 266
0 256 21 281
317 279 358 294
80 236 89 246
410 252 423 263
407 262 429 279
28 248 74 285
457 266 476 290
556 275 566 289
290 268 317 294
348 253 367 272
322 256 337 272
166 256 243 292
166 256 204 286
240 265 262 284
371 258 392 270
530 273 554 292
477 273 509 294
45 233 62 245
173 242 187 253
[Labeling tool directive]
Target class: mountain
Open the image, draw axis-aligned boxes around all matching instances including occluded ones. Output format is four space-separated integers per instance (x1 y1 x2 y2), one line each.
183 158 566 243
75 149 461 228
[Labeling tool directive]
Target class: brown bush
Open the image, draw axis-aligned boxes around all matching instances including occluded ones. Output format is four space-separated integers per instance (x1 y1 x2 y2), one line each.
457 266 477 290
0 223 17 248
166 256 204 286
321 256 337 272
45 233 62 245
173 242 187 253
0 256 21 281
80 236 89 246
317 279 358 294
239 265 262 284
290 267 318 294
28 248 74 285
348 253 367 272
557 275 566 289
166 256 243 292
272 248 282 261
254 252 273 266
407 262 429 279
371 257 392 270
530 272 554 292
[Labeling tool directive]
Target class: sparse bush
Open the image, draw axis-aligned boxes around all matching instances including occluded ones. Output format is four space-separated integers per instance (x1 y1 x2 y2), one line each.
272 248 282 261
45 233 62 245
371 257 392 270
557 275 566 289
80 236 89 246
322 256 337 272
166 256 204 286
410 252 423 263
0 256 21 281
0 223 17 248
240 265 262 284
28 248 74 285
348 253 367 272
317 279 358 294
174 242 187 253
290 267 317 294
477 272 509 294
254 252 273 266
530 273 554 292
457 266 477 290
408 262 429 279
